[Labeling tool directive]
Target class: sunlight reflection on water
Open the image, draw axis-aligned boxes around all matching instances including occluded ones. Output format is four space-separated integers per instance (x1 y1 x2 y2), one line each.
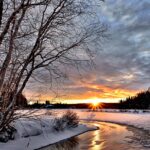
39 122 150 150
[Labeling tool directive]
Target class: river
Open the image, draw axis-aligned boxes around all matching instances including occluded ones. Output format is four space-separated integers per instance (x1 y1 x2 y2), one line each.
39 121 150 150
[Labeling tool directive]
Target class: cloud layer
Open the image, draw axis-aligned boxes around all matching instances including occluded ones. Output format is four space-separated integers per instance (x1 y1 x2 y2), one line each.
25 0 150 103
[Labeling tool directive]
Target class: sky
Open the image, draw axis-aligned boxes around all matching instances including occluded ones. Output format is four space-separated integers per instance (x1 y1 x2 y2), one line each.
25 0 150 104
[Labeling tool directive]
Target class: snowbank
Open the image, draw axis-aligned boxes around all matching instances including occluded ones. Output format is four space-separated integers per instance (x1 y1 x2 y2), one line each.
0 110 97 150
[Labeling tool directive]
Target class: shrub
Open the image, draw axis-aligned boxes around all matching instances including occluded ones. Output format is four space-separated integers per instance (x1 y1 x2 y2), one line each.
53 110 79 132
0 126 16 143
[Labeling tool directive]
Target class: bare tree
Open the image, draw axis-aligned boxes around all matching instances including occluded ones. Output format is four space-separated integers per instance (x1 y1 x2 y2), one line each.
0 0 106 134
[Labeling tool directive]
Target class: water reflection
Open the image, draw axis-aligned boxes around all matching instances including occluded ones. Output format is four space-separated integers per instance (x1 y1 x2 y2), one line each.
40 137 79 150
39 122 150 150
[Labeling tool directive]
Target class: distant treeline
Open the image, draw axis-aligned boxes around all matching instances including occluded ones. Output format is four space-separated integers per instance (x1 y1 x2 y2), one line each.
119 90 150 109
28 102 120 109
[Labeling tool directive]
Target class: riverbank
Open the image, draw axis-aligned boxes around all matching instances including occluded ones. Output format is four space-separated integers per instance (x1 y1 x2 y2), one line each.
74 110 150 133
36 126 98 150
39 121 150 150
0 111 97 150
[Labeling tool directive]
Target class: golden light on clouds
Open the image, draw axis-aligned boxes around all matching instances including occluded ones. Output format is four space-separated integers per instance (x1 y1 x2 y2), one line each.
25 81 138 104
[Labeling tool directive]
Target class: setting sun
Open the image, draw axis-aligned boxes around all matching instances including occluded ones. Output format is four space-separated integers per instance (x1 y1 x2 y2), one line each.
89 101 102 110
92 101 99 107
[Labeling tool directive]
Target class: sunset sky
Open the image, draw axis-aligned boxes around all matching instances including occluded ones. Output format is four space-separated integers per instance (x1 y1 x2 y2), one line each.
25 0 150 104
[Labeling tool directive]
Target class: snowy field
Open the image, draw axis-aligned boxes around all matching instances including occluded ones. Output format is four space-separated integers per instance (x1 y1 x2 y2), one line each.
75 109 150 132
47 109 150 132
1 109 150 150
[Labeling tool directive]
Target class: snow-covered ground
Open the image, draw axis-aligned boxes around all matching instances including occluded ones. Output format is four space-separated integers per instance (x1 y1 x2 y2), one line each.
0 110 97 150
75 109 150 132
1 109 150 150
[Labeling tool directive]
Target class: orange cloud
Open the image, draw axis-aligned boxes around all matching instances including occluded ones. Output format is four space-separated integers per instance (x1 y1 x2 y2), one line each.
24 76 139 104
26 85 137 104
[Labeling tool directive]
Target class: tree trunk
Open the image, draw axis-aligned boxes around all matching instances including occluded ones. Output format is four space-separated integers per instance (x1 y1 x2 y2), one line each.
0 0 3 27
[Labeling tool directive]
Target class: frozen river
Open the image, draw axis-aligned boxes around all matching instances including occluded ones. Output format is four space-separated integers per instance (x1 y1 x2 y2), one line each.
39 121 150 150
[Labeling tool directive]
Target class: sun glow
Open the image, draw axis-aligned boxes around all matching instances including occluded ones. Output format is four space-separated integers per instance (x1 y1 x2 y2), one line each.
92 101 99 107
25 83 137 104
89 100 102 110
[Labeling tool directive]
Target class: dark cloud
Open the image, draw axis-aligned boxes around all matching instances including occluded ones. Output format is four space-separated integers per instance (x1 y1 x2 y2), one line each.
93 0 150 89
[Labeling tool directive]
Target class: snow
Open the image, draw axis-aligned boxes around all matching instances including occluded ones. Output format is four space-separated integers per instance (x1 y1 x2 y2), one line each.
0 110 97 150
74 109 150 132
1 109 150 150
